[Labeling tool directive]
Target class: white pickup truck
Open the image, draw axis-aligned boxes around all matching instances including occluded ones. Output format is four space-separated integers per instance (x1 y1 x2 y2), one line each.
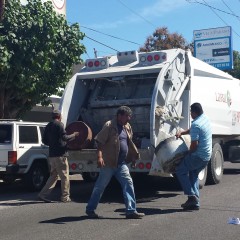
0 120 49 191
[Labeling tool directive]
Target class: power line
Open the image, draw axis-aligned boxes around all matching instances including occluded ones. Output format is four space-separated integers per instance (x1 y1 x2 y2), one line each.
220 0 240 23
201 0 240 38
68 20 122 55
186 0 240 18
116 0 157 28
186 0 240 39
81 25 141 45
85 51 90 58
85 35 119 52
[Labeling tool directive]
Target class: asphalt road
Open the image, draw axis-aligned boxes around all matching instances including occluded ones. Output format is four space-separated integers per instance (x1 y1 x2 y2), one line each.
1 162 240 240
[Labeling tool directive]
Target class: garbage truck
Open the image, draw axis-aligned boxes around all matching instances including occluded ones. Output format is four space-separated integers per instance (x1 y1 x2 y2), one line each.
59 48 240 186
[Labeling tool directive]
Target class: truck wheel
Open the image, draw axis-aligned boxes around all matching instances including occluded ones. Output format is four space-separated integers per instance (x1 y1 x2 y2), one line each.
207 143 224 185
24 162 49 191
198 166 207 189
82 172 99 182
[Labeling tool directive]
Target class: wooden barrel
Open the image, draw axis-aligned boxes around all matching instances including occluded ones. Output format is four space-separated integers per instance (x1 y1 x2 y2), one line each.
66 121 92 150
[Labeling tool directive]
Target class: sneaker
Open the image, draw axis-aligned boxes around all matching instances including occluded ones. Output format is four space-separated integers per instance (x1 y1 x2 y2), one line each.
61 197 71 203
181 196 199 210
38 195 52 203
86 211 102 219
126 212 145 219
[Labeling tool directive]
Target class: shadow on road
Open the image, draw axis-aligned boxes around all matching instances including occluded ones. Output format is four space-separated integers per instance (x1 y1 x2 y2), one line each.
39 206 184 224
0 201 43 207
39 215 125 224
0 174 182 205
115 206 183 216
223 168 240 175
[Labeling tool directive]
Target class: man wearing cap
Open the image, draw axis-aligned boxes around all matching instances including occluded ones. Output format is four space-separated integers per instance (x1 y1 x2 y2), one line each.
38 110 79 203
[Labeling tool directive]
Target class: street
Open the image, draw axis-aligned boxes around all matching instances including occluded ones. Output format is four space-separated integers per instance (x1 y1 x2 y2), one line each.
1 162 240 240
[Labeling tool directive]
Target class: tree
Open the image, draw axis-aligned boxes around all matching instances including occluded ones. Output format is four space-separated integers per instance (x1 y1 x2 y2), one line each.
0 0 5 20
226 50 240 79
139 27 191 52
0 0 85 118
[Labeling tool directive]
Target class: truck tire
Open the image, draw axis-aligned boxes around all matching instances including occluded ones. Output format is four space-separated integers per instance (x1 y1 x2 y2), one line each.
24 161 49 191
198 166 207 189
82 172 99 182
207 143 224 185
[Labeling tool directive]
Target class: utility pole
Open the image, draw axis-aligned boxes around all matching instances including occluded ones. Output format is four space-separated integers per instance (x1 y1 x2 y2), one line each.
0 0 5 21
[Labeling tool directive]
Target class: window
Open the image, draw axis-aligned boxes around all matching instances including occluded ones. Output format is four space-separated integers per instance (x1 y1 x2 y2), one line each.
0 124 12 144
19 126 39 144
95 73 157 101
40 126 45 143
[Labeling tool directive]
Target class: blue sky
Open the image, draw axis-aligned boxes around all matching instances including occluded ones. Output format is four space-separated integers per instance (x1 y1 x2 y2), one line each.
66 0 240 60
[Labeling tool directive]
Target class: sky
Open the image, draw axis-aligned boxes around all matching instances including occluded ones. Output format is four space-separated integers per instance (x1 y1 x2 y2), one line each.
65 0 240 60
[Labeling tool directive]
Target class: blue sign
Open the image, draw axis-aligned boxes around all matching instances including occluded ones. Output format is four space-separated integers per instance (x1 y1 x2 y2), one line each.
193 26 233 70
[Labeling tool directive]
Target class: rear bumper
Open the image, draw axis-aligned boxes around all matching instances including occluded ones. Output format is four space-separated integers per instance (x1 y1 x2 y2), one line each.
6 164 20 173
0 166 6 172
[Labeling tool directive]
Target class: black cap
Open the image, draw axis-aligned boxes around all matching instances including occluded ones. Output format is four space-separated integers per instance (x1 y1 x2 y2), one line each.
52 109 61 118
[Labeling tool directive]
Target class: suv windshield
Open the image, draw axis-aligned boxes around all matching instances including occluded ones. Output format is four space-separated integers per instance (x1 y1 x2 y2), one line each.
0 124 12 144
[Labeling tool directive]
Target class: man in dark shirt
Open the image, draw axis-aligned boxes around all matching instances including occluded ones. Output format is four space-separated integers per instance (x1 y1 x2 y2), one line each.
38 110 79 203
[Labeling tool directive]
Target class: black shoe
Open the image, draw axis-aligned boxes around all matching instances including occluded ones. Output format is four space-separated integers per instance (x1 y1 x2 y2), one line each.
86 211 102 219
181 196 199 210
126 212 145 219
182 205 200 211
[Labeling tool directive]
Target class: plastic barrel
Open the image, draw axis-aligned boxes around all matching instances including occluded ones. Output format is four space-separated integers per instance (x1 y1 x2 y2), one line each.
155 135 191 173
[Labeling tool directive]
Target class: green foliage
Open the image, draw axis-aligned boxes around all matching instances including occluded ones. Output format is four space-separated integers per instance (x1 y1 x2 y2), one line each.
139 27 192 52
225 50 240 79
0 0 85 118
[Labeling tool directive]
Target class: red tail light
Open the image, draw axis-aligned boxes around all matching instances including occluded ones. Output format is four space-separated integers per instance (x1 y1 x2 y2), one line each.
147 55 153 62
8 151 17 164
71 163 77 170
146 163 152 169
94 60 100 67
154 54 160 61
88 61 93 67
138 162 144 169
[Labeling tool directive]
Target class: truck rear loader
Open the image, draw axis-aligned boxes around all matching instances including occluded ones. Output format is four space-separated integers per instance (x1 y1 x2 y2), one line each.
60 48 240 186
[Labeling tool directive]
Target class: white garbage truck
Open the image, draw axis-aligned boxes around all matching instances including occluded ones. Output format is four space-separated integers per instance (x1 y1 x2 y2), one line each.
59 48 240 185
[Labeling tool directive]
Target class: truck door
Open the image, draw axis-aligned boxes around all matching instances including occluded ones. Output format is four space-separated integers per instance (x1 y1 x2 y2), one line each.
150 49 189 149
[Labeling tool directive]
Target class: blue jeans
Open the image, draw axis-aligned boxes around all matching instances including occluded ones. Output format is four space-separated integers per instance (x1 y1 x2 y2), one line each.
176 154 209 205
86 163 137 214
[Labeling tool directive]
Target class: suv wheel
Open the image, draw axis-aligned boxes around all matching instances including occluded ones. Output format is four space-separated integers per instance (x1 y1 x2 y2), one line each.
24 162 49 191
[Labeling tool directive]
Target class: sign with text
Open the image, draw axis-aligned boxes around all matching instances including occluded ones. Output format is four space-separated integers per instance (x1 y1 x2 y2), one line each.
193 26 233 70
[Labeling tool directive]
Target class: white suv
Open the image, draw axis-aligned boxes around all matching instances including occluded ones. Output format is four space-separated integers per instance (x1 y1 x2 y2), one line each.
0 120 49 191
